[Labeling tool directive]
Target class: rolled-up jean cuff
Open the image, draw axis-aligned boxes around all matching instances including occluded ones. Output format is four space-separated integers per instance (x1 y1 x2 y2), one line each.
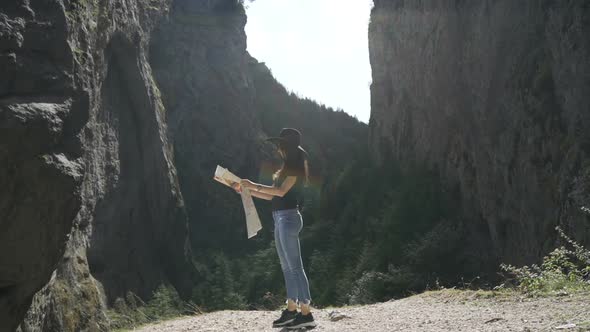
285 299 311 305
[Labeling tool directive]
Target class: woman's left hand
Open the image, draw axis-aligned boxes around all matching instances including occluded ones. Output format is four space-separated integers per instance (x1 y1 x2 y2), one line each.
231 182 242 194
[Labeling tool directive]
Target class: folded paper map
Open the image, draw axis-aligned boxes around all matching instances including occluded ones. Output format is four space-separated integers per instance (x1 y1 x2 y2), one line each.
214 165 262 239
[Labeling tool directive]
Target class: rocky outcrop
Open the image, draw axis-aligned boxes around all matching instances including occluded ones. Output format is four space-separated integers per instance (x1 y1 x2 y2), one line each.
1 1 84 330
369 0 590 265
150 0 264 252
1 0 195 331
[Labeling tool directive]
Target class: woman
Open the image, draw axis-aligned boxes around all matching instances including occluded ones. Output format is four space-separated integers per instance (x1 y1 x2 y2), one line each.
236 128 316 329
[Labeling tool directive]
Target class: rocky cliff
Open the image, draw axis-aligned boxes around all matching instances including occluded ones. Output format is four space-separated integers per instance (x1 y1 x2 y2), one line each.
150 0 264 254
1 0 196 331
1 0 270 329
369 0 590 266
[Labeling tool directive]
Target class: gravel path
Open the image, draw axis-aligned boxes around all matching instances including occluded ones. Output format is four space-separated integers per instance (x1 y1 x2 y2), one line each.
134 290 590 332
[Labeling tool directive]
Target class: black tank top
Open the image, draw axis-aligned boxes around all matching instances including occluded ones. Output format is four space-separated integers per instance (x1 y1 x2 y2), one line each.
271 163 305 211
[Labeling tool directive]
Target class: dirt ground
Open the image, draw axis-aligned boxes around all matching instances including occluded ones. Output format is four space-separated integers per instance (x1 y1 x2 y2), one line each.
133 290 590 332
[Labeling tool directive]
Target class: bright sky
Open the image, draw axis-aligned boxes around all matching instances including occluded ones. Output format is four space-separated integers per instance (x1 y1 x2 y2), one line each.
245 0 373 123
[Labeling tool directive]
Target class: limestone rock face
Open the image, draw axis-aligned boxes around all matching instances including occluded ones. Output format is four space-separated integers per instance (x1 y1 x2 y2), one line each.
369 1 590 265
1 0 263 329
150 0 263 251
1 0 195 331
1 2 83 330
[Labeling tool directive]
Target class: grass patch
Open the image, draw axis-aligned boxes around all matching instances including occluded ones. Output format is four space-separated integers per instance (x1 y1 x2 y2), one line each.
107 284 200 331
415 224 589 303
500 227 590 296
577 321 590 330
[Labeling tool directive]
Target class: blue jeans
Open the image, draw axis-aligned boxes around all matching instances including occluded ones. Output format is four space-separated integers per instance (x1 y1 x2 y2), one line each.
272 208 311 304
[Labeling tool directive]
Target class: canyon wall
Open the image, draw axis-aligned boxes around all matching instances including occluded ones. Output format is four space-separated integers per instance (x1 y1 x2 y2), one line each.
150 0 264 253
369 0 590 266
1 0 266 330
1 1 196 331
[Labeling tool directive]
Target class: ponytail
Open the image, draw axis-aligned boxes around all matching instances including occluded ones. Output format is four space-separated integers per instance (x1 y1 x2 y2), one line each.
274 146 308 182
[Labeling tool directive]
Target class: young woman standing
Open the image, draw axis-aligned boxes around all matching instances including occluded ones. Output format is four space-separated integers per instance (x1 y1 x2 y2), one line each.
237 128 316 329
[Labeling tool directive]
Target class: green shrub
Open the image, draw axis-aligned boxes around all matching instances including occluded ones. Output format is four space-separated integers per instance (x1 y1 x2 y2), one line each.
107 284 189 330
348 266 417 305
234 244 284 309
348 271 390 305
500 227 590 295
190 252 248 311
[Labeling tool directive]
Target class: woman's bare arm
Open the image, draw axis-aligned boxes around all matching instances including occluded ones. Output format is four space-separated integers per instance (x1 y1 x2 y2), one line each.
231 181 274 200
242 177 296 197
249 190 273 200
